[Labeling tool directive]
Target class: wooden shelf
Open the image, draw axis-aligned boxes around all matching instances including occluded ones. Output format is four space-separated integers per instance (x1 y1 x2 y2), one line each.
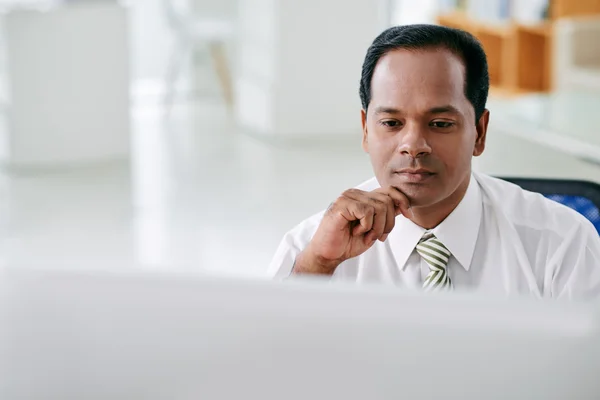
437 11 472 30
437 0 600 94
438 11 512 36
437 12 517 89
515 26 553 92
516 23 553 36
550 0 600 19
489 85 529 98
478 23 513 37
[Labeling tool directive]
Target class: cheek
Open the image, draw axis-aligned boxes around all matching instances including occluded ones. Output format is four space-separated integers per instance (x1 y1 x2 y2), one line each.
431 134 474 173
367 132 397 165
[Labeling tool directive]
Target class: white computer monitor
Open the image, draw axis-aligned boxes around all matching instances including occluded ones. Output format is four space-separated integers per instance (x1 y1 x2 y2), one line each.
0 267 599 399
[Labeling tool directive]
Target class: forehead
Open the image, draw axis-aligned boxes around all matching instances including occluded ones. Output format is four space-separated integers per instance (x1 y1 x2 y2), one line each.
369 48 471 115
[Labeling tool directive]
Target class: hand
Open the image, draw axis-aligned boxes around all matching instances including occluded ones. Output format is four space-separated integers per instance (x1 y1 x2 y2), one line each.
294 186 410 275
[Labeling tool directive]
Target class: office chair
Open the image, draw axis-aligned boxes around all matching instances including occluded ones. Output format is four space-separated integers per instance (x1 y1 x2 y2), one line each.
501 177 600 234
162 0 234 114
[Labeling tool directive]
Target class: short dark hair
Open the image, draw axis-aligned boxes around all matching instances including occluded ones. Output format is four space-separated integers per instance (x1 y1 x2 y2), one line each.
359 24 489 123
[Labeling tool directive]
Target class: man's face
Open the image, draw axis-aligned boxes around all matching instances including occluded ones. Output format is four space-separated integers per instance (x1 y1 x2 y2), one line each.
362 48 488 209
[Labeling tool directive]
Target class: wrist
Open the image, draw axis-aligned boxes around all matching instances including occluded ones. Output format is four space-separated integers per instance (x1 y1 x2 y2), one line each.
293 246 341 276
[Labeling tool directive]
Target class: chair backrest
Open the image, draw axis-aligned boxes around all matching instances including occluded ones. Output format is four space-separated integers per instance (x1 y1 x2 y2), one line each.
500 177 600 234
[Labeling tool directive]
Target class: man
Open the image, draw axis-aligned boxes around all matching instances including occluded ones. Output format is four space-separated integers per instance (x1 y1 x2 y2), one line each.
269 24 600 299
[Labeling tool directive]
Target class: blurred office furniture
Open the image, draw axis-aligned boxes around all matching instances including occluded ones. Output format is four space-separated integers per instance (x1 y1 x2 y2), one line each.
489 91 600 165
389 0 441 25
236 0 388 138
437 0 600 95
554 16 600 91
162 0 234 113
501 177 600 233
0 2 130 169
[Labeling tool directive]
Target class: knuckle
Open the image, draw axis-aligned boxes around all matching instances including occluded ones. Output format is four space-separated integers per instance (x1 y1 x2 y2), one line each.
362 203 375 215
372 190 394 205
373 197 389 211
367 193 384 206
350 200 364 212
370 195 384 205
328 196 347 213
342 188 360 197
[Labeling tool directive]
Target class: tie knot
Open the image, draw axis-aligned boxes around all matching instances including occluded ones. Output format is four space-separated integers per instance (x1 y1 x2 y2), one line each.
419 230 435 243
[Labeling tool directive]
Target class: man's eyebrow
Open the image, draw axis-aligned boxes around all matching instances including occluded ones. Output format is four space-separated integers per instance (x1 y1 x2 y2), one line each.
373 106 401 115
372 105 462 115
428 105 461 115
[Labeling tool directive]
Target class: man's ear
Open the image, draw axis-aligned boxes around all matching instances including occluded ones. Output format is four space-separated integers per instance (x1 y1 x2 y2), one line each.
473 109 489 157
361 109 369 153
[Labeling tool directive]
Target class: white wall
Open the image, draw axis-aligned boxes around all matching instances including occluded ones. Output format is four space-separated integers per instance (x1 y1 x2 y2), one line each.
237 0 389 137
274 0 385 135
1 2 130 167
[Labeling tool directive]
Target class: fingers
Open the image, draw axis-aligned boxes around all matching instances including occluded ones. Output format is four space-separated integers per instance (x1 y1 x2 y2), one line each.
368 207 387 243
370 190 398 238
333 196 374 235
327 186 412 244
341 189 392 242
378 186 411 218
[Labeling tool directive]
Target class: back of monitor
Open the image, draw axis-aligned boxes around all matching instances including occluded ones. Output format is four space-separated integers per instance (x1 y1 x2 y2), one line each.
0 268 599 400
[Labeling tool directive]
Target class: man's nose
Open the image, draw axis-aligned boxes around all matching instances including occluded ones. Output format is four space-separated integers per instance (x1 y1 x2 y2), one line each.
397 124 432 158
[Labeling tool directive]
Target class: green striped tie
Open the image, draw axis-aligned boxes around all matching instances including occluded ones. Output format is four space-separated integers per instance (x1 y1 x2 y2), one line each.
416 231 453 292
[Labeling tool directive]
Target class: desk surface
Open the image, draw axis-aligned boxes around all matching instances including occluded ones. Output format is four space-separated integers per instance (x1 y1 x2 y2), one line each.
488 91 600 165
477 115 600 185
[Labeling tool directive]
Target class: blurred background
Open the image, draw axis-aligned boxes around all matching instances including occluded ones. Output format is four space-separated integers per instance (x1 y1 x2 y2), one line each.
0 0 598 277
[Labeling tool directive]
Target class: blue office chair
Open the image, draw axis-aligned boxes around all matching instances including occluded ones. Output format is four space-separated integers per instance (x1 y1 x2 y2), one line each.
500 178 600 234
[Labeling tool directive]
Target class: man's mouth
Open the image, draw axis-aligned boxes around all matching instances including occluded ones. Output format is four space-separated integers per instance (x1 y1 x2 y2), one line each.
394 169 436 183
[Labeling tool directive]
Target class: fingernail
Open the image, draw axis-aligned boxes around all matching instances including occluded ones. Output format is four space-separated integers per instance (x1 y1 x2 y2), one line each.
380 234 388 242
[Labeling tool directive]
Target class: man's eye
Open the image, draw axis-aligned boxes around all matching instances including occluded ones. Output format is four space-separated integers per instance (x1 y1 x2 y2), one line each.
380 120 401 128
431 121 455 129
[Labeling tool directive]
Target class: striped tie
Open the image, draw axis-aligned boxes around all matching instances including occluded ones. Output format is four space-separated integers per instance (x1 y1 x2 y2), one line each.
416 231 453 292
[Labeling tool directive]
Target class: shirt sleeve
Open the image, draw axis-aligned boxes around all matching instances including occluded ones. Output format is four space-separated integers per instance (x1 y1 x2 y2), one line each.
267 212 324 280
554 219 600 300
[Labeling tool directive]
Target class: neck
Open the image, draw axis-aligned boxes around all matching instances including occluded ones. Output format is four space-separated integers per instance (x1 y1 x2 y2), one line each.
408 175 471 229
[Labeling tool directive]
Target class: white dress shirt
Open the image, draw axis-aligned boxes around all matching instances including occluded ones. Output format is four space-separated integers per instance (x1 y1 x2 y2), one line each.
269 172 600 300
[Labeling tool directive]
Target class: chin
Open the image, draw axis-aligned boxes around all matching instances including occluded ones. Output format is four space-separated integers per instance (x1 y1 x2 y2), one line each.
404 191 441 208
392 181 444 208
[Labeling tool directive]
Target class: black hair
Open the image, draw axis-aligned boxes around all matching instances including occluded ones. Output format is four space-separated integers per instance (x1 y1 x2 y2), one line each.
359 24 489 123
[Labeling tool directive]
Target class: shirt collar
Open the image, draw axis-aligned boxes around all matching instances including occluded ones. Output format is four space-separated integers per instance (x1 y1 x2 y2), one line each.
387 174 482 272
